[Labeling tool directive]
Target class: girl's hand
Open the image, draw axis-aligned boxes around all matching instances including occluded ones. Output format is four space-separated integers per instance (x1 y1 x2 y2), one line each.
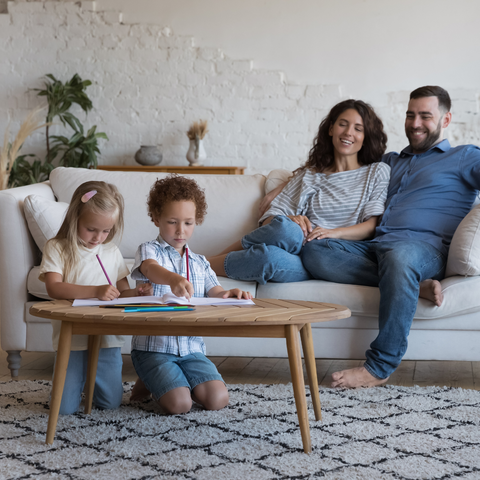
96 284 121 301
305 227 339 242
170 275 194 300
222 288 252 300
288 215 313 237
136 283 153 296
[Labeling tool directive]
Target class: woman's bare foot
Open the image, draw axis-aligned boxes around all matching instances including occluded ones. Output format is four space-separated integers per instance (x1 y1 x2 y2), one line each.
331 366 389 389
130 378 151 402
419 279 443 306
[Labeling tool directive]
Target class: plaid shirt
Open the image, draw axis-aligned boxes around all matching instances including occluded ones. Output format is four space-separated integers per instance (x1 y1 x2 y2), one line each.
130 235 220 356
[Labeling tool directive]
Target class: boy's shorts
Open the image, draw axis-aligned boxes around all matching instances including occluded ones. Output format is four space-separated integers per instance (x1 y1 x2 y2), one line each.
131 350 224 400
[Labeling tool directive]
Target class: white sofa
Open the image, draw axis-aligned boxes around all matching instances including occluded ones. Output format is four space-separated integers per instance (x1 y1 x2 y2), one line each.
2 166 480 378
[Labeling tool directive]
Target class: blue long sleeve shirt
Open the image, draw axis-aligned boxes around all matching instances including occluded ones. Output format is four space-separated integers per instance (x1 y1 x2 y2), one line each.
373 139 480 256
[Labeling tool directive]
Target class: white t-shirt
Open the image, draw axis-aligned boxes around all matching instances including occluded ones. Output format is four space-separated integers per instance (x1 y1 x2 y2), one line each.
39 239 130 351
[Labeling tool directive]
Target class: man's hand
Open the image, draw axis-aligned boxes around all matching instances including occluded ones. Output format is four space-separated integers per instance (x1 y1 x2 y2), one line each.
136 283 153 296
169 274 194 300
288 215 313 237
96 284 121 301
259 182 287 218
222 288 252 299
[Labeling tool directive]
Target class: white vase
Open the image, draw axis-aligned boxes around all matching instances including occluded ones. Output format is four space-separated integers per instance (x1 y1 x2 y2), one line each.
186 138 206 166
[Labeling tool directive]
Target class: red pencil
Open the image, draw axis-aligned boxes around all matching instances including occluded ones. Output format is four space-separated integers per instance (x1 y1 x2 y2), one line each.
186 246 190 282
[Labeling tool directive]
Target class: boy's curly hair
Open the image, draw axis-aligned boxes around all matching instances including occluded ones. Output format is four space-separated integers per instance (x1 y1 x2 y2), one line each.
147 174 207 224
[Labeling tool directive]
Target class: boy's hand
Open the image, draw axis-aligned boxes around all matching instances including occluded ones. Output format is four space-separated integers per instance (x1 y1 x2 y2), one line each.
222 288 252 300
170 275 194 300
96 284 120 301
136 283 153 296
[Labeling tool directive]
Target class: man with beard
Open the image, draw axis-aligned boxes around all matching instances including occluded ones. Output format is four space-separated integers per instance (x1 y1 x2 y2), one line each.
297 85 480 388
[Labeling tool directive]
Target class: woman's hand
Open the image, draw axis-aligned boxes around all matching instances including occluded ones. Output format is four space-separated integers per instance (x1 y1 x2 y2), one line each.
96 284 121 301
136 283 153 296
287 215 313 237
305 227 339 242
222 288 252 300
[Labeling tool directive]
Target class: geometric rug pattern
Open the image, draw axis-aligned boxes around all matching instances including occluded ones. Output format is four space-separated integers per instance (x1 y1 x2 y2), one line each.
1 380 480 479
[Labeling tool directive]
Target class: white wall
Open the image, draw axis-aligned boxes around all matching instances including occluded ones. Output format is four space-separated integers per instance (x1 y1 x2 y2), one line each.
1 0 479 174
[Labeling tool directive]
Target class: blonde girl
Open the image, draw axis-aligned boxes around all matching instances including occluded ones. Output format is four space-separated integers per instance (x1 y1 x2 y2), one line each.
39 180 152 415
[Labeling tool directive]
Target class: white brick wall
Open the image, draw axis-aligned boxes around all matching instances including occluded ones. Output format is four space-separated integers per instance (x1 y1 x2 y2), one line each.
1 1 479 174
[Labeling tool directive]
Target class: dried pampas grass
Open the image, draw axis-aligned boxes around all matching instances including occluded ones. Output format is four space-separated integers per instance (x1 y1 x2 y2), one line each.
186 119 208 140
0 108 48 190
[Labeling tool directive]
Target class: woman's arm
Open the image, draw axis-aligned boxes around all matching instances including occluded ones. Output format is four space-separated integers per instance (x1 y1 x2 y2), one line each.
305 216 378 242
44 272 120 301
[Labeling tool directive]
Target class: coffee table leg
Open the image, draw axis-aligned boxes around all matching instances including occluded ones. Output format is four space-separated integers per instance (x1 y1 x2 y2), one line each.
285 324 311 453
46 321 73 445
84 335 101 415
300 323 322 421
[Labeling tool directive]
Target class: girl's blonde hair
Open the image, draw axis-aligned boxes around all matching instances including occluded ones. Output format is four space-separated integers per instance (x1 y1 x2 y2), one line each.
52 181 124 279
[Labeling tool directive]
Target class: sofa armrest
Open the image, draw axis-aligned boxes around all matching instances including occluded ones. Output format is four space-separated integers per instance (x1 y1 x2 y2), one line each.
0 181 54 352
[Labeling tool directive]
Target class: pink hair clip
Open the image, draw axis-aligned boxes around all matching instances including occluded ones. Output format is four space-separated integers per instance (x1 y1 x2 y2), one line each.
81 190 97 203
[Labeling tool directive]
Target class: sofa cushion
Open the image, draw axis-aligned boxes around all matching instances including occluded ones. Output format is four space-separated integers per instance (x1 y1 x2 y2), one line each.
23 195 68 252
265 169 291 194
446 204 480 276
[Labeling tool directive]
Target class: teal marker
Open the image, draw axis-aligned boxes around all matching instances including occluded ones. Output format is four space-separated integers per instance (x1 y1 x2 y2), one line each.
124 306 195 313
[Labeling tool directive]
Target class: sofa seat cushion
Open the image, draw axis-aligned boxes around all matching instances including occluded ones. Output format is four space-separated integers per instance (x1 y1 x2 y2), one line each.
257 275 480 325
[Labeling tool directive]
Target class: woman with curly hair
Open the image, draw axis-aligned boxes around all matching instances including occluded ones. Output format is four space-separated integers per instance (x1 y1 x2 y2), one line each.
208 99 391 284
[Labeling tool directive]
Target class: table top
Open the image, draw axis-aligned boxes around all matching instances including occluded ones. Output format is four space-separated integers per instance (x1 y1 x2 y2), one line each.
30 298 351 327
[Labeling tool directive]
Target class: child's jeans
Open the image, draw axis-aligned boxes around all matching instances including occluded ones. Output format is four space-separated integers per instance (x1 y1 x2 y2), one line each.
53 347 123 415
131 350 224 400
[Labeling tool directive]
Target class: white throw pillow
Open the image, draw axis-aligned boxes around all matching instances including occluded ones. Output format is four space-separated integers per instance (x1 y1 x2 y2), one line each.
264 169 292 195
446 204 480 277
24 195 69 252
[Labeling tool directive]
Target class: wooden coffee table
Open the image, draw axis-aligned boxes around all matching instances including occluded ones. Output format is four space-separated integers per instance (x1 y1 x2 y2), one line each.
30 298 350 453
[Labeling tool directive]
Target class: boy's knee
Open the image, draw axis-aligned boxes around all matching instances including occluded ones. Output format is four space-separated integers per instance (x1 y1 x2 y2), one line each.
202 389 229 411
158 388 192 414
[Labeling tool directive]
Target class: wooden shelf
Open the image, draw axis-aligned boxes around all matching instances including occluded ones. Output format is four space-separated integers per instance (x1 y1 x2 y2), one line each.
97 165 245 175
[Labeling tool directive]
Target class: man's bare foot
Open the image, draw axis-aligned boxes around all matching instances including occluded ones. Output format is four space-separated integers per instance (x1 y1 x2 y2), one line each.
331 366 389 389
419 279 443 306
130 378 151 402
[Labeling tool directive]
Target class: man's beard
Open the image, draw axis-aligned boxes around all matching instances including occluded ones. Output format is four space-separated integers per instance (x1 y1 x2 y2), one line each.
406 119 442 153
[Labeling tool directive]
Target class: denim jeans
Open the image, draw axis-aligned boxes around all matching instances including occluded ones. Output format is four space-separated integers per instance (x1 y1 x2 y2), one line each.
224 215 311 284
54 347 124 415
301 239 446 379
131 350 224 400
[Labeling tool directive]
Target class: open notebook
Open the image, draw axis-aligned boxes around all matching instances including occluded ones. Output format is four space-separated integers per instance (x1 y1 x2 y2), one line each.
72 292 255 307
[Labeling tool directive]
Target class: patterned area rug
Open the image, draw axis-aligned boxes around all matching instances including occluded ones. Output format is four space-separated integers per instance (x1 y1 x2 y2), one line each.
1 380 480 479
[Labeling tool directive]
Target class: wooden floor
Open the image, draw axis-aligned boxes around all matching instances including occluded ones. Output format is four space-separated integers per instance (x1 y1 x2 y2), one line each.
1 351 480 389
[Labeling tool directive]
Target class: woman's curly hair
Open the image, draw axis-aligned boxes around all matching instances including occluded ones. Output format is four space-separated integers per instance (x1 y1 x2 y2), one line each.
147 174 207 224
302 99 388 173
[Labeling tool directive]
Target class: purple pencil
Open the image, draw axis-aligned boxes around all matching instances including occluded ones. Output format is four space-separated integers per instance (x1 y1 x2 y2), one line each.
96 254 113 285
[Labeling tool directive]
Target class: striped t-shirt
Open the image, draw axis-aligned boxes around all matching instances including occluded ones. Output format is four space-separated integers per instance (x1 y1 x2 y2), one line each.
259 162 391 229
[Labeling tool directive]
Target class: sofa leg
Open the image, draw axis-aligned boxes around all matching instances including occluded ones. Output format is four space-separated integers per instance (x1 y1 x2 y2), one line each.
6 351 22 380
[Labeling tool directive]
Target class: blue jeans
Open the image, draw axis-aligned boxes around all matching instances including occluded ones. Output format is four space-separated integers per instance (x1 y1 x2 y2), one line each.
54 347 124 415
131 350 224 400
301 239 446 379
224 215 311 284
